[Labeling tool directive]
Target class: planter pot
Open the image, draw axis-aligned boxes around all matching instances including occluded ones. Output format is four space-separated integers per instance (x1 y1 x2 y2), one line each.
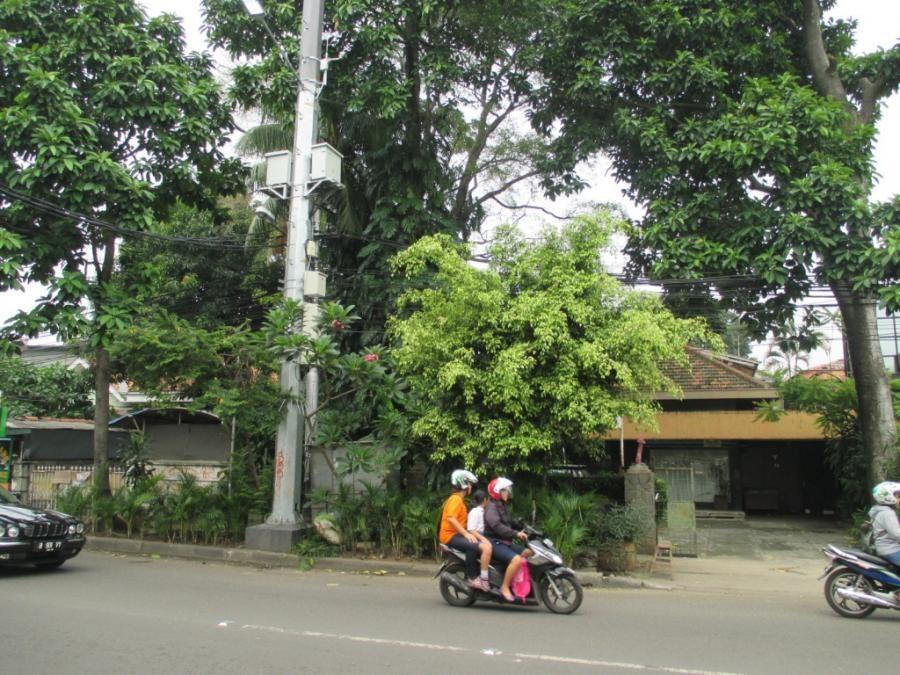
596 541 637 573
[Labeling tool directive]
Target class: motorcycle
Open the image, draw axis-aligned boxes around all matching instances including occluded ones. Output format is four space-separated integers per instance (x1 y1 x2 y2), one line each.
436 525 583 614
821 543 900 618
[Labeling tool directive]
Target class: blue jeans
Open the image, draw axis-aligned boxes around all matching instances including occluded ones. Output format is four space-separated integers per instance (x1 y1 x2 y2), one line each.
881 550 900 567
448 534 482 579
490 539 524 565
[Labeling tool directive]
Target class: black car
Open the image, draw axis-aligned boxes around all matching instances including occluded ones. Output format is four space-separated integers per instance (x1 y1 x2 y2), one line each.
0 486 86 569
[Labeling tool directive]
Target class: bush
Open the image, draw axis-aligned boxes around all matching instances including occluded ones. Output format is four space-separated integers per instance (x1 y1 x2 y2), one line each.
596 503 653 545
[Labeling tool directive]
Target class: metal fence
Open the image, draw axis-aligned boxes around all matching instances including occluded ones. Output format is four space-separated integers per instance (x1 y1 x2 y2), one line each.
26 464 125 510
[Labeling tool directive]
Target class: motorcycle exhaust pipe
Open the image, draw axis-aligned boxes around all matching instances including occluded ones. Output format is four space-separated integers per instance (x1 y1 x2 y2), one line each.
836 588 898 609
441 571 472 594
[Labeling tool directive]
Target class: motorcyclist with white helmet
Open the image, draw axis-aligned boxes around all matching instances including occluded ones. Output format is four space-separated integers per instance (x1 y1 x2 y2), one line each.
868 481 900 567
438 470 492 591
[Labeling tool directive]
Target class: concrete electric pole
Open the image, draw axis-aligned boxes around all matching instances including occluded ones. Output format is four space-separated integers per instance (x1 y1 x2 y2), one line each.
244 0 326 552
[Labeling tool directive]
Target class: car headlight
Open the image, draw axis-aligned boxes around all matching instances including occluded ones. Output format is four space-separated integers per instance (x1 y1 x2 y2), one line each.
5 525 19 538
76 523 85 534
68 524 77 535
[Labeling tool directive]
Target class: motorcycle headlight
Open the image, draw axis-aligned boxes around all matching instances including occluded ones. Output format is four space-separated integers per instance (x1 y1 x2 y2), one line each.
543 537 554 548
5 525 19 538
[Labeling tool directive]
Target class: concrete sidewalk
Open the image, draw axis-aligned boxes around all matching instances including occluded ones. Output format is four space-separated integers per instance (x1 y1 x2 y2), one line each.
83 515 851 595
83 536 666 590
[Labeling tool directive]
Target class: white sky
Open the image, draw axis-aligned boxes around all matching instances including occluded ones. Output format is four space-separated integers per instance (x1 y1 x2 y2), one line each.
2 0 897 362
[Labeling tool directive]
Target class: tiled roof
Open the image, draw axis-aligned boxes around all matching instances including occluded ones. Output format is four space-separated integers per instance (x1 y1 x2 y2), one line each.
661 348 771 392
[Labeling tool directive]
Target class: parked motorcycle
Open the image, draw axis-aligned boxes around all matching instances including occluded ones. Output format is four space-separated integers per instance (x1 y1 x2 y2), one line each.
821 543 900 618
436 526 583 614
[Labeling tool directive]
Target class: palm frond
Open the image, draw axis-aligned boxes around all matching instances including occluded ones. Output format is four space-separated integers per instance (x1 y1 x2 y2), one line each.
236 123 292 157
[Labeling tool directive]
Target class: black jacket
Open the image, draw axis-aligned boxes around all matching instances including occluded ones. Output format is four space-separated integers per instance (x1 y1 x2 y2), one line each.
484 499 523 541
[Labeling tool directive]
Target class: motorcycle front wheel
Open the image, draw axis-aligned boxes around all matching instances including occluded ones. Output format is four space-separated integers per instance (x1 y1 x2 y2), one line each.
539 573 583 614
824 566 876 619
439 562 476 607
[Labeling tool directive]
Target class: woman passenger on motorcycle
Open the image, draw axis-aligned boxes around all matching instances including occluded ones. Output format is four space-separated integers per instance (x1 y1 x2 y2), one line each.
484 477 532 603
438 470 492 591
868 482 900 566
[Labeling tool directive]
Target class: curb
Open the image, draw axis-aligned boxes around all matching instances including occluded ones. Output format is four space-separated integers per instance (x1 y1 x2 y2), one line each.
84 536 674 589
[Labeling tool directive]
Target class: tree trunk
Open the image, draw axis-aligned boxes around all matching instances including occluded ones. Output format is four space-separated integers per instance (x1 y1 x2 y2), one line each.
92 344 111 495
92 232 116 496
833 287 898 485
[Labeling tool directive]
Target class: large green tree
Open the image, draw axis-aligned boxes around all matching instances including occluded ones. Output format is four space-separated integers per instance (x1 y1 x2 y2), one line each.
0 0 243 491
388 211 713 471
202 0 574 342
0 356 94 419
534 0 900 483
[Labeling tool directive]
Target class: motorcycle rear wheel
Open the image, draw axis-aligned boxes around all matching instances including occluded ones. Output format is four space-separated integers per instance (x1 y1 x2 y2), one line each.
539 573 583 614
824 567 876 619
439 562 476 607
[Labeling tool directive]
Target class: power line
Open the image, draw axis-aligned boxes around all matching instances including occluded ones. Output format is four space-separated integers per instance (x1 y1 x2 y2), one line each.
0 183 272 250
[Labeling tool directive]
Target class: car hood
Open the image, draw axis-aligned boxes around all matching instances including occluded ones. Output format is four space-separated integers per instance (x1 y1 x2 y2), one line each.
0 504 71 524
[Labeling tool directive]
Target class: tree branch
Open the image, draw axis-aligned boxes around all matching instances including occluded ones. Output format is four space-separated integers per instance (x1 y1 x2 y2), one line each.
490 195 570 220
475 169 542 206
801 0 850 107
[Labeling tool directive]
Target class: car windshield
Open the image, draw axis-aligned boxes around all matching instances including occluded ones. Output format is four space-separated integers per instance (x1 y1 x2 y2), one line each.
0 487 22 505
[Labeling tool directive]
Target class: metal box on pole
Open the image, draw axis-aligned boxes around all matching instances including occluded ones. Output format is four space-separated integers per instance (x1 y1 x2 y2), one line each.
310 143 342 184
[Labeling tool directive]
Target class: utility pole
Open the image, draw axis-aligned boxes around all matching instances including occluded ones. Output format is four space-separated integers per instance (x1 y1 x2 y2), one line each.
244 0 325 552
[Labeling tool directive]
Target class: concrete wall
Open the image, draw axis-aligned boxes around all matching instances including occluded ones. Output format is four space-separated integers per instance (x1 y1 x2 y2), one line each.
143 423 230 462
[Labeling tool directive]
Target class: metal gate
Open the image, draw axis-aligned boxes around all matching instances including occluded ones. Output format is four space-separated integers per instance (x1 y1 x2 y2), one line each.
657 468 698 556
26 464 124 509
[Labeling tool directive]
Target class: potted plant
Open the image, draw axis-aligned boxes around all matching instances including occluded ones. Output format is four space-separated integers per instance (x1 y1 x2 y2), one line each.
594 503 653 572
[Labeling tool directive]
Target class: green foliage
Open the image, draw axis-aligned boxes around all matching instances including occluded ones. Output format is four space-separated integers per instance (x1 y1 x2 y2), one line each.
313 484 441 559
595 503 654 545
202 0 575 342
0 0 243 346
533 490 606 566
55 484 92 520
534 0 898 478
117 432 154 489
0 356 94 418
56 461 271 545
389 211 716 470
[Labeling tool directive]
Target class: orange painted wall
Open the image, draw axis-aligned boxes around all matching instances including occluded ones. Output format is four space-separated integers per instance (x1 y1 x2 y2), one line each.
602 410 824 441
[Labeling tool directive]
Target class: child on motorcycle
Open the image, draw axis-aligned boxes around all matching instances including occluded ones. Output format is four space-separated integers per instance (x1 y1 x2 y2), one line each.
466 489 488 535
869 482 900 567
439 470 492 591
484 477 532 603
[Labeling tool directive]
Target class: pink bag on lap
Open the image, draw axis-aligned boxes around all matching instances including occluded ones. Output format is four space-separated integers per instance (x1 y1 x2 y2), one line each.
512 560 531 600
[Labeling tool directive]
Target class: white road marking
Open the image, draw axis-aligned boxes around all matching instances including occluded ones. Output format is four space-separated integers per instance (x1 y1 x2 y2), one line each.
233 621 744 674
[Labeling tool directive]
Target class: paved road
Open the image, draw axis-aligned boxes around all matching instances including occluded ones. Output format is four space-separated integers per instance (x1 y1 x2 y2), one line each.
1 551 895 675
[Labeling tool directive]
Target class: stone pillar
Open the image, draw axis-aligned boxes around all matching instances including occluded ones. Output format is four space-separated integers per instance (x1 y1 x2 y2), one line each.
624 463 657 555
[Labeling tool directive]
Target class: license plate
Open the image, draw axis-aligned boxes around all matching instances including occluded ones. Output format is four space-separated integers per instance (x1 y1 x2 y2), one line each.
34 541 62 552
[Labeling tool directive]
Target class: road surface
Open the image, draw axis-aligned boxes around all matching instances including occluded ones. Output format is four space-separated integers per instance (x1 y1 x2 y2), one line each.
1 551 894 674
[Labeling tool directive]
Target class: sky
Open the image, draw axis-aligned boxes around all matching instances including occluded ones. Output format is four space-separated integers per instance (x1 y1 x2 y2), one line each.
3 0 898 363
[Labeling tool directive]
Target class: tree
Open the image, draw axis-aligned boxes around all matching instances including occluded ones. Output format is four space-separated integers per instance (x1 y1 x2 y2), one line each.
534 0 900 483
202 0 575 343
388 210 714 470
0 0 243 492
0 356 94 419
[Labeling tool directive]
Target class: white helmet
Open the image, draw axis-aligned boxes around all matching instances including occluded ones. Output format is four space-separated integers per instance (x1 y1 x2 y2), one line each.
451 469 478 490
872 482 900 506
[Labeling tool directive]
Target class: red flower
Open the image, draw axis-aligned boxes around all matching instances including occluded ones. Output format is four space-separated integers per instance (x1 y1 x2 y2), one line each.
330 319 345 331
363 353 379 363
